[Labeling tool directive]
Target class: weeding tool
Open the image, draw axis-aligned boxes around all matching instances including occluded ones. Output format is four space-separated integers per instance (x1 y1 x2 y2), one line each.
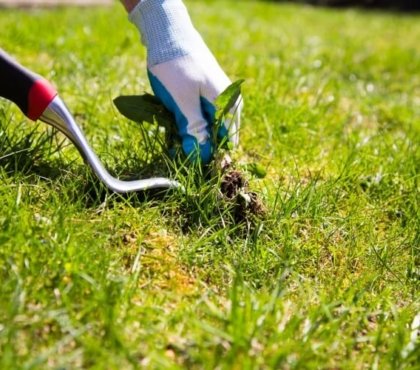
0 49 182 193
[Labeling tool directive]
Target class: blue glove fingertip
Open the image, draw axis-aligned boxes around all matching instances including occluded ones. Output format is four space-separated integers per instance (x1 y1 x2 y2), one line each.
199 141 213 165
183 136 213 165
200 96 230 143
218 125 229 140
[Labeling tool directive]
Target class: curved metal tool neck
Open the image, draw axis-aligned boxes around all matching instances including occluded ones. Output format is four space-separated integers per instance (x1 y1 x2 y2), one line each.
40 96 182 193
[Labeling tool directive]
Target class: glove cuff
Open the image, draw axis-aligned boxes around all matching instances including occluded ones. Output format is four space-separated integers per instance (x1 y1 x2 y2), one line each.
129 0 205 67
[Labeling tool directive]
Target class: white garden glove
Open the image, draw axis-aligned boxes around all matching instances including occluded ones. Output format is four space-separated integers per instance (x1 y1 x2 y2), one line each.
129 0 242 164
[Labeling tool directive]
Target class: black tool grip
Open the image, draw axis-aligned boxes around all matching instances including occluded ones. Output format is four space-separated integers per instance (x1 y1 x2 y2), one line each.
0 49 57 120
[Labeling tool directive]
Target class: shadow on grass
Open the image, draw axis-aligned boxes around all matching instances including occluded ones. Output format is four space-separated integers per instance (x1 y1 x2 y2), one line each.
0 117 175 207
0 116 259 235
0 119 67 180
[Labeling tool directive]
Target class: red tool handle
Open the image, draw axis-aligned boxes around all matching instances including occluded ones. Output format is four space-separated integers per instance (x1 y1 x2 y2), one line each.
0 49 58 120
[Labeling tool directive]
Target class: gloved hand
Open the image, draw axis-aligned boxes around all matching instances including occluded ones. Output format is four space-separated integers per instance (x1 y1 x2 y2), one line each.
129 0 242 164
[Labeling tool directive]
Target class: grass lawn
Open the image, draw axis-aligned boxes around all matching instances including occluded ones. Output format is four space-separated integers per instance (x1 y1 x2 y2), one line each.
0 1 419 368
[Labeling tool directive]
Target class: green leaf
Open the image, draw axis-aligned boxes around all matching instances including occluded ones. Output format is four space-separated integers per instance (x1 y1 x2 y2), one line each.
248 162 267 179
214 79 244 121
113 94 175 129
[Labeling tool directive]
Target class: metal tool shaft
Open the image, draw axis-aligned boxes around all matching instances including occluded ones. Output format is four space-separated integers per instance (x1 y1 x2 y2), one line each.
40 97 182 193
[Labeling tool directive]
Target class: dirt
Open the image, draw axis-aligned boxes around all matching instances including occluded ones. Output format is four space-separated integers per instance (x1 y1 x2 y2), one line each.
221 170 247 199
220 166 266 223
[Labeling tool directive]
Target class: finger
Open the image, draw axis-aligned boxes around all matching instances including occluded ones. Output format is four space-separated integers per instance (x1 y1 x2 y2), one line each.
227 96 243 147
148 69 213 164
201 78 243 147
200 95 216 128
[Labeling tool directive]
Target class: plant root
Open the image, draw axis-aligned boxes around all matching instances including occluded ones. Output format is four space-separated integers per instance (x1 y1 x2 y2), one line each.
219 156 266 224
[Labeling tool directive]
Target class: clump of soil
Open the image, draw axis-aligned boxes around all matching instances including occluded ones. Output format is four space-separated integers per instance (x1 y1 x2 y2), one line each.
221 170 247 199
236 191 266 221
219 157 266 224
